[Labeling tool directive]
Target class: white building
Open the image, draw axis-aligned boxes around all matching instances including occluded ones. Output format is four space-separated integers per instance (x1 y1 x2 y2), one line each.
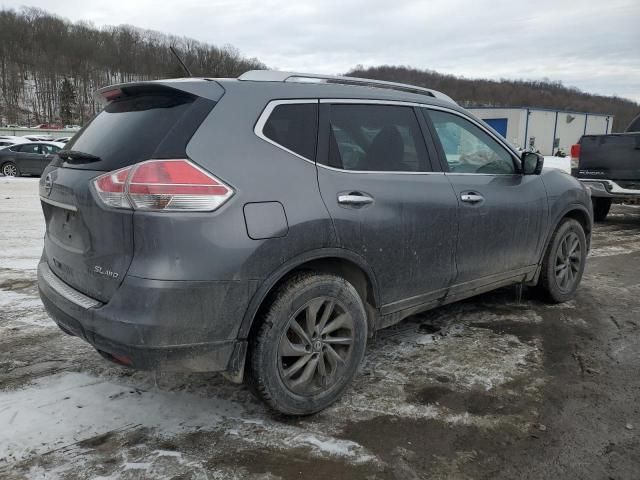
467 107 613 155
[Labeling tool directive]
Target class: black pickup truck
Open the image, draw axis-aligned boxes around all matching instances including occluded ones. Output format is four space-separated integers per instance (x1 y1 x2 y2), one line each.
571 113 640 221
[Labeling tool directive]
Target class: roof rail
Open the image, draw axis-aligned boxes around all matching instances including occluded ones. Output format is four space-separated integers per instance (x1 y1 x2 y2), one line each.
237 70 456 104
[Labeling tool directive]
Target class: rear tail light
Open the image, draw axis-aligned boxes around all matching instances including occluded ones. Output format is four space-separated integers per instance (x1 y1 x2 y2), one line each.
570 144 581 170
94 166 132 209
92 159 233 212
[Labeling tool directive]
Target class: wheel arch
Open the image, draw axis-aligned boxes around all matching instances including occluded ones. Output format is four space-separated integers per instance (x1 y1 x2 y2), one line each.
562 207 592 243
1 159 19 175
530 203 592 285
545 203 592 256
238 248 380 342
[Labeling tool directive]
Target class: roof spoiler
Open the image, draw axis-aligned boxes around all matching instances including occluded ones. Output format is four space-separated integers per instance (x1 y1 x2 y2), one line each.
93 79 224 104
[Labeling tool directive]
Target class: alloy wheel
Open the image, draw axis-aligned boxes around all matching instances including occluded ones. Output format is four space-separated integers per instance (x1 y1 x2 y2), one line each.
554 231 582 291
277 297 355 396
2 163 17 177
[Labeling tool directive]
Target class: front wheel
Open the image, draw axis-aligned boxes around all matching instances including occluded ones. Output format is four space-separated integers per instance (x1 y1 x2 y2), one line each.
592 198 612 222
536 218 587 303
247 272 368 415
1 162 20 177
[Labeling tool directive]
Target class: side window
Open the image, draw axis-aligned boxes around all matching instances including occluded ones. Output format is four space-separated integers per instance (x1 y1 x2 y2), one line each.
41 144 59 154
425 110 515 174
263 103 318 160
326 104 429 172
19 144 41 154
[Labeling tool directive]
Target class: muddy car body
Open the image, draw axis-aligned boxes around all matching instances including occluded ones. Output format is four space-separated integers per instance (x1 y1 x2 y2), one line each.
38 71 593 414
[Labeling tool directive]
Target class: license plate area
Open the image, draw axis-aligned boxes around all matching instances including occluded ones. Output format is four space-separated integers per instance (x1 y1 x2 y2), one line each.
46 206 87 252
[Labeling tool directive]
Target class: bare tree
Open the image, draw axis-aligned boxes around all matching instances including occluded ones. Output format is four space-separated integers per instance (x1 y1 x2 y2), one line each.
0 7 265 126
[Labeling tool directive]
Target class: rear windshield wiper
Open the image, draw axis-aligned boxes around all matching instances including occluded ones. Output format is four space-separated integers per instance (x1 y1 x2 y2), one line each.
58 150 101 164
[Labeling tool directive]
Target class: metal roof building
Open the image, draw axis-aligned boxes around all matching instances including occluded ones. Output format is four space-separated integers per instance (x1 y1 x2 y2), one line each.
467 107 613 155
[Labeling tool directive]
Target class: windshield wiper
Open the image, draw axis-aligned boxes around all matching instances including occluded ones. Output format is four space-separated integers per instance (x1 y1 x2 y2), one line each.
58 150 101 163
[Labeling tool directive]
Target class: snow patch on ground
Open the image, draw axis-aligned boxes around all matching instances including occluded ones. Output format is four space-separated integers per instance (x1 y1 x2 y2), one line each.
590 242 640 257
0 178 44 272
284 434 376 463
0 371 234 463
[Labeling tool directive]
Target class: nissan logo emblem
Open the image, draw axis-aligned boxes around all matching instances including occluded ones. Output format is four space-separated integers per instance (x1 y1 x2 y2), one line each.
44 173 53 196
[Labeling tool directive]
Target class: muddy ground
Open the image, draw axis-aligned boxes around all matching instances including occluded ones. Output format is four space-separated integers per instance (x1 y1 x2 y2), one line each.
0 177 638 479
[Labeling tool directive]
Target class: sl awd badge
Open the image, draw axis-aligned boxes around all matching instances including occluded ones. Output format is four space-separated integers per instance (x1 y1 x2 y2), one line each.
93 266 119 279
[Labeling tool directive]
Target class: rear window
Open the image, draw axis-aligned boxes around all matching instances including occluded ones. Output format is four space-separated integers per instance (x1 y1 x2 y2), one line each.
62 91 214 171
263 103 318 160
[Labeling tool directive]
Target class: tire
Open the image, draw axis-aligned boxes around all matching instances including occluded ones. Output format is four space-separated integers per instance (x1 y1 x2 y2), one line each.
1 162 20 177
536 218 587 303
592 198 611 222
247 272 368 415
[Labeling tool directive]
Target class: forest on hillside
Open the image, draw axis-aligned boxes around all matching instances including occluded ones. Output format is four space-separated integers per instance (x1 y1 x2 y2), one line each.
347 65 639 132
0 8 264 126
1 8 637 131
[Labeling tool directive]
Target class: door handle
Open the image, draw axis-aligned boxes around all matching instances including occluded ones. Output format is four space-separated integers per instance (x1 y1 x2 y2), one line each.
460 193 484 203
337 193 374 206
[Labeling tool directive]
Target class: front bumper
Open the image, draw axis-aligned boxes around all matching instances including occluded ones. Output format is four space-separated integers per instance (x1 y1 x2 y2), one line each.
37 261 248 373
580 179 640 199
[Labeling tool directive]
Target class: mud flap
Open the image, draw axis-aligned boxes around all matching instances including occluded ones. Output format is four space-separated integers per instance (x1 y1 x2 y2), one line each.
223 340 248 384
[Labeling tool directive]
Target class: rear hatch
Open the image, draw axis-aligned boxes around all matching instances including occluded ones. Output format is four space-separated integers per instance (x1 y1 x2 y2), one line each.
40 82 219 302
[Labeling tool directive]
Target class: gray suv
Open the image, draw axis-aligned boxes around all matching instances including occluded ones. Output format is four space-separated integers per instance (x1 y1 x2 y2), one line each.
37 71 593 415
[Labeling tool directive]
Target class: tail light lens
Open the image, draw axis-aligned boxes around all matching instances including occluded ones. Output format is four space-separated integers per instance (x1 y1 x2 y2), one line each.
570 144 581 170
94 166 132 209
92 159 233 212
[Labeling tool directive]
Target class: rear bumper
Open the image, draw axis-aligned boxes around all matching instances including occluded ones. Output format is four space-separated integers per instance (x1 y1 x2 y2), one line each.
37 261 248 373
579 179 640 198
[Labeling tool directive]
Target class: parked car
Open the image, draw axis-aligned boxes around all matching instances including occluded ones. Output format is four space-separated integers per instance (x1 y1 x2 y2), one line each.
37 71 593 415
64 125 82 131
31 123 61 129
571 112 640 221
0 135 30 149
22 134 54 142
0 141 63 176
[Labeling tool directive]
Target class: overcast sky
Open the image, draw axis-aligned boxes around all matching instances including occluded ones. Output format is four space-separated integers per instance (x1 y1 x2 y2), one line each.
3 0 639 102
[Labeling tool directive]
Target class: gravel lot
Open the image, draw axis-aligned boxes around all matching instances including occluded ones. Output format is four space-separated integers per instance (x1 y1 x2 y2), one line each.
1 177 639 480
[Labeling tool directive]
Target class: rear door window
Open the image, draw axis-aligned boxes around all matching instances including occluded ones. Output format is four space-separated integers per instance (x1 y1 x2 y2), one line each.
262 103 318 160
323 104 430 172
41 144 60 154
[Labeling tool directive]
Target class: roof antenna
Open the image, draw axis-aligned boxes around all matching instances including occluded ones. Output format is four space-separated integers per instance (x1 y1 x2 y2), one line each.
170 46 192 77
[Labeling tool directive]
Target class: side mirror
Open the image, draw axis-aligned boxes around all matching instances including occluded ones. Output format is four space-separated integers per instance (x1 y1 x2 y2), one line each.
522 151 544 175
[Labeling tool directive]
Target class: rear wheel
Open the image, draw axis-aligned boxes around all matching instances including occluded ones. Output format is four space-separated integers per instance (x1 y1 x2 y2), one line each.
537 218 587 303
247 272 367 415
1 162 19 177
592 198 611 222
